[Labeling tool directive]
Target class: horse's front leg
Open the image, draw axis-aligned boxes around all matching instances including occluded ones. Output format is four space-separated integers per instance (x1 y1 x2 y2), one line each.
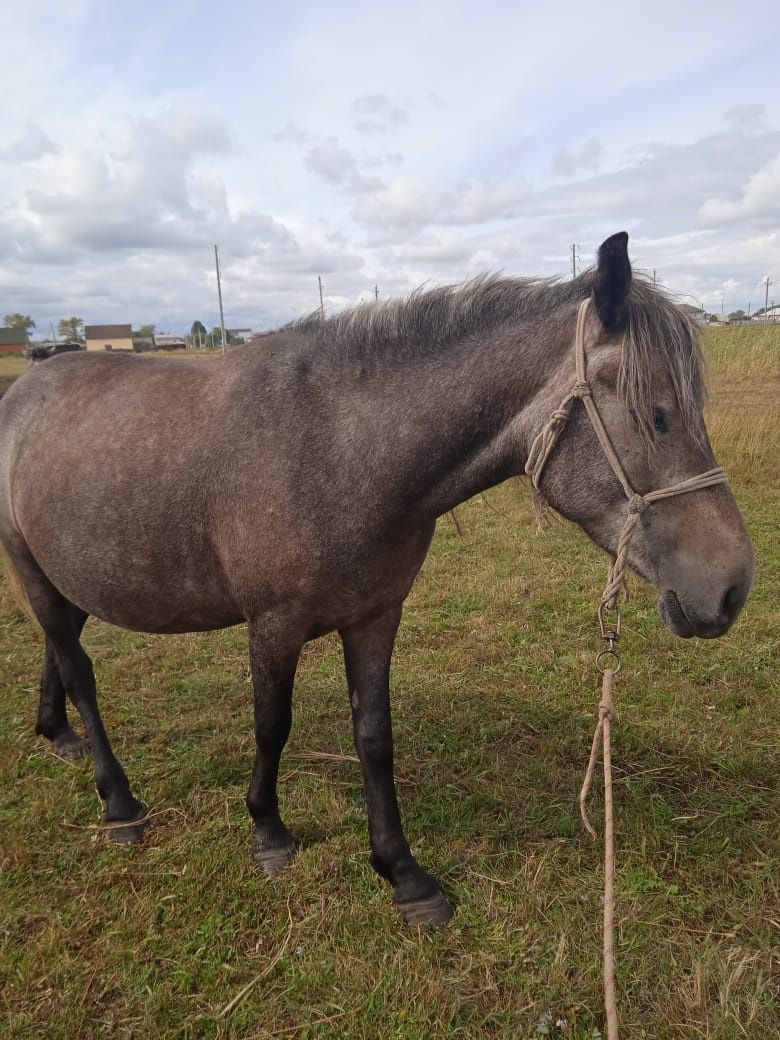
246 617 303 875
340 606 453 928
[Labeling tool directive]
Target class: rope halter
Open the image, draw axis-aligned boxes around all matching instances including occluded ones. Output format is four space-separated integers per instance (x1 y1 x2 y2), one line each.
525 297 728 612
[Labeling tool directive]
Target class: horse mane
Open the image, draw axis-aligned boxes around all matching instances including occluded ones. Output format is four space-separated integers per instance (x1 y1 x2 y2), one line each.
290 269 706 444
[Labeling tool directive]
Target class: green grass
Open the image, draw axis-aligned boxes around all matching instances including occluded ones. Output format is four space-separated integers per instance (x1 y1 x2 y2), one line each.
0 354 28 383
704 323 780 385
0 329 778 1039
0 348 220 385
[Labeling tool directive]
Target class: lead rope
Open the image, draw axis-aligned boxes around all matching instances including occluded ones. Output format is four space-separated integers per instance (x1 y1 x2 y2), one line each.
525 298 728 1040
580 662 618 1040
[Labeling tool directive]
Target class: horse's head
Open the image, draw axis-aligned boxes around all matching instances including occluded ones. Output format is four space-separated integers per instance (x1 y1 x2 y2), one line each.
531 232 754 639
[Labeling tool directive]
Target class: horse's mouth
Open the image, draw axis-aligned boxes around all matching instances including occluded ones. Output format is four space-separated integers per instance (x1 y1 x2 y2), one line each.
658 590 738 640
658 591 697 638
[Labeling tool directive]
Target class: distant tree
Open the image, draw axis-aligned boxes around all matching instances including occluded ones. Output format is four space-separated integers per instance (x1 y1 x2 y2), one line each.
57 316 84 341
3 313 35 333
134 323 156 339
211 325 229 348
728 309 747 322
190 320 207 348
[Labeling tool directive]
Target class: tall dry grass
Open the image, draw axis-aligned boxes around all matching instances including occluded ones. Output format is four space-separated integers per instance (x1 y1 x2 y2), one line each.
702 325 780 484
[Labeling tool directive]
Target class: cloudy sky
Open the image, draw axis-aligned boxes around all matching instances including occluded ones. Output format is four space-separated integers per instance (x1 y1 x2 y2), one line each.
1 1 779 335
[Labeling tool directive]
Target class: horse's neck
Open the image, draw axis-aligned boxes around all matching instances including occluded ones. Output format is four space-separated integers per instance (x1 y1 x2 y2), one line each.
354 325 566 521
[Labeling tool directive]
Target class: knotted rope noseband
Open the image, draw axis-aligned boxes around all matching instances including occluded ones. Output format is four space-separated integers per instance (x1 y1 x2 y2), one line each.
524 297 728 1040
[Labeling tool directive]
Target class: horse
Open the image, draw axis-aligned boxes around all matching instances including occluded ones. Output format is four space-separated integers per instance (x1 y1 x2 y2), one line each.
0 233 754 927
26 342 85 362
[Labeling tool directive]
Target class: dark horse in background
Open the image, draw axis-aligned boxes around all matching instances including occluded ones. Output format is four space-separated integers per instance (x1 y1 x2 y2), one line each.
0 234 753 926
26 341 85 362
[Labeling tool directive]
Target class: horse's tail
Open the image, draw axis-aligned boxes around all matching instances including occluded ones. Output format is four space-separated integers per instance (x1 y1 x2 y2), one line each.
0 542 41 628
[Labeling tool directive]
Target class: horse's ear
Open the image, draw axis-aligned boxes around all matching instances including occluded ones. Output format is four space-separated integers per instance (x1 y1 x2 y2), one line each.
592 231 631 332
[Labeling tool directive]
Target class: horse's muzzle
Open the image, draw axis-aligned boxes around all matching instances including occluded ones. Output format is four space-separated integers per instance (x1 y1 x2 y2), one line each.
658 574 752 640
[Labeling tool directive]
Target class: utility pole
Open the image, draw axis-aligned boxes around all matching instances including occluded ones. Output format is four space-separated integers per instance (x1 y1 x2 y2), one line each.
764 276 771 324
214 244 227 355
570 244 580 279
318 276 325 320
375 284 379 301
721 292 725 316
653 268 657 288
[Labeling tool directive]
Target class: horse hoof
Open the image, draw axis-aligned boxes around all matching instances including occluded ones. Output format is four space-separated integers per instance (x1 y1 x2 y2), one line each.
52 730 89 759
253 842 297 876
395 891 454 929
107 809 149 845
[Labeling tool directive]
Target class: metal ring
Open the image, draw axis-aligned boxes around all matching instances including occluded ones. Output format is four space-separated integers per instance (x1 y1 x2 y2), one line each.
596 648 621 674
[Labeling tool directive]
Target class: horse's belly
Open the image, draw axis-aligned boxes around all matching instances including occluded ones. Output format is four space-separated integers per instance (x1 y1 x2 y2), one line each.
50 557 243 633
22 511 243 634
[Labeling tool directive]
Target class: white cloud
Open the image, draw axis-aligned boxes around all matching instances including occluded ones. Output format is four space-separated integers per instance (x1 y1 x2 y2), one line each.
551 138 605 178
396 231 473 264
304 136 360 184
351 93 408 134
447 177 530 224
353 175 529 230
272 122 309 145
353 177 438 228
8 106 237 256
0 121 58 162
698 153 780 225
723 104 766 131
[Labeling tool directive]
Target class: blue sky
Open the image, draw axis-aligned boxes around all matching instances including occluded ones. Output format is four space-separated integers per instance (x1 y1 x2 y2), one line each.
1 1 779 334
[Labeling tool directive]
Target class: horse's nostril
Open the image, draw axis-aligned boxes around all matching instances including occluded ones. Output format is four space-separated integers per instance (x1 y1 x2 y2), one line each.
722 584 742 621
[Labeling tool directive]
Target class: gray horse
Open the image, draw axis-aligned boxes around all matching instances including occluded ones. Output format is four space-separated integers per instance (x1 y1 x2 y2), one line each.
0 233 754 927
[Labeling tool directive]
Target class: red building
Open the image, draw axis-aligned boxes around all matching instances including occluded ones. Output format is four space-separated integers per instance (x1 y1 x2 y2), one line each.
0 327 28 354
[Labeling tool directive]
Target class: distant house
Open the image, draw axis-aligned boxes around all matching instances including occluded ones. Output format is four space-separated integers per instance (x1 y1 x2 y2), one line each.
85 323 133 352
677 303 706 325
752 306 780 323
0 327 29 354
153 334 187 350
227 328 254 344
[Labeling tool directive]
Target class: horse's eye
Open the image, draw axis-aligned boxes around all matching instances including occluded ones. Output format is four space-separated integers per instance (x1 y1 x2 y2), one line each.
653 407 668 433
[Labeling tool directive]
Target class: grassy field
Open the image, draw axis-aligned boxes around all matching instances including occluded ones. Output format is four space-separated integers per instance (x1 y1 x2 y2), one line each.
0 355 28 379
1 327 778 1039
0 348 220 384
0 354 28 396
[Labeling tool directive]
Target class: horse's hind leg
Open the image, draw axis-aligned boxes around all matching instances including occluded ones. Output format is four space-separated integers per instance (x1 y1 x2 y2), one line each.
341 606 453 928
19 560 147 843
36 607 90 759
